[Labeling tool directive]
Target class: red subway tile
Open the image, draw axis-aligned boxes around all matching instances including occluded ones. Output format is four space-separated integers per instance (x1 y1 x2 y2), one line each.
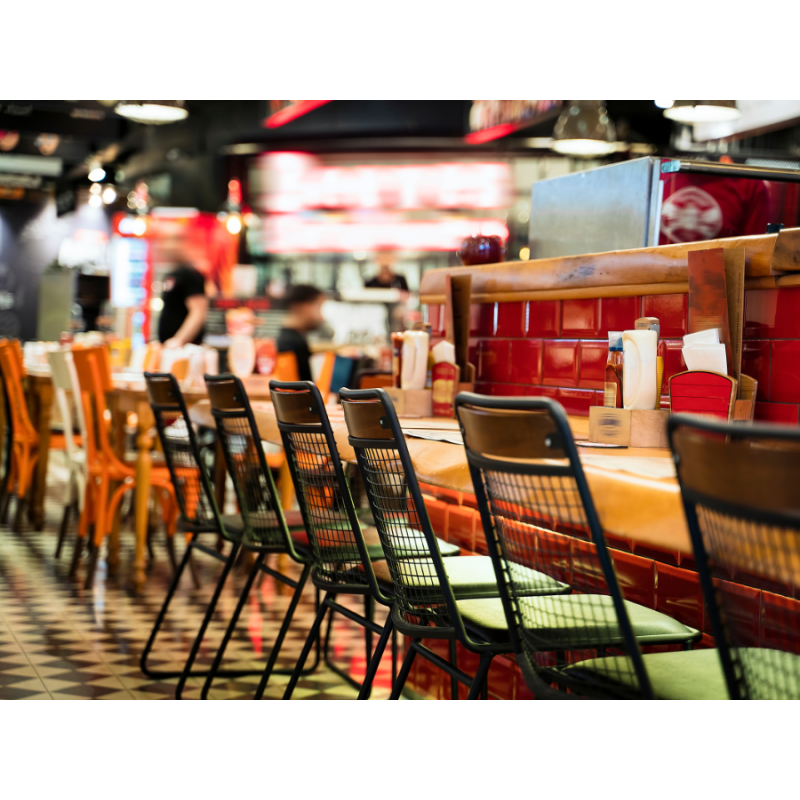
661 340 686 392
578 340 608 390
542 340 579 387
468 342 479 372
612 550 656 608
562 299 600 338
489 384 525 396
514 663 535 700
413 657 440 699
509 339 543 384
469 303 483 335
744 288 800 340
761 592 800 655
475 303 496 337
600 296 640 336
477 340 510 383
474 382 492 396
461 492 479 511
655 563 703 630
557 388 595 416
741 340 771 401
426 303 443 335
754 402 800 425
486 656 515 700
536 529 573 585
524 386 559 399
526 300 560 338
495 301 526 338
770 341 800 404
447 506 475 551
424 499 448 538
643 293 688 338
633 542 681 567
572 539 605 593
707 580 760 646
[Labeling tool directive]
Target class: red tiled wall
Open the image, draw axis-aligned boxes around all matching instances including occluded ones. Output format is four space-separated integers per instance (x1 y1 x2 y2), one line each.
426 286 800 424
409 484 800 700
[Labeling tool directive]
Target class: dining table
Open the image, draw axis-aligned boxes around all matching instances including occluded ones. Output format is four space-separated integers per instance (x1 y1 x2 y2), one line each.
24 362 274 593
188 399 690 556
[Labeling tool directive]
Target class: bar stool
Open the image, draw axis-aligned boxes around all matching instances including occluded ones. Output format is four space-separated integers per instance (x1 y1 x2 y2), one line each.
456 393 729 700
670 414 800 699
270 379 395 699
0 340 39 531
339 387 570 700
47 350 90 558
201 374 319 700
71 347 178 588
142 372 302 697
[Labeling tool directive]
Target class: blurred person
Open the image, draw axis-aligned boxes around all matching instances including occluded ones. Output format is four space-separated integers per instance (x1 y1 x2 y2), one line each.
277 284 325 382
157 229 210 347
365 250 409 291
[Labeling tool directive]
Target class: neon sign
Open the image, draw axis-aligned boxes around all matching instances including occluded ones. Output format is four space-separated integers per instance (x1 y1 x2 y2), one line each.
257 153 512 212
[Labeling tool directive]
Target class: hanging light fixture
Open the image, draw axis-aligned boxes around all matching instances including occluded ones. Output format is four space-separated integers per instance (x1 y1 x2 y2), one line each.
663 101 741 125
114 101 188 125
551 101 617 157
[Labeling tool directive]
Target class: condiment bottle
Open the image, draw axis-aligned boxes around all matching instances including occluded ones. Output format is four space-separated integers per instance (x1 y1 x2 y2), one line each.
604 331 624 408
391 332 404 388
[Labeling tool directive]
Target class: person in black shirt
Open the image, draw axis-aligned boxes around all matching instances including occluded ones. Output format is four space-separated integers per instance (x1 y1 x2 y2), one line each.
364 250 409 291
276 284 325 382
158 264 209 347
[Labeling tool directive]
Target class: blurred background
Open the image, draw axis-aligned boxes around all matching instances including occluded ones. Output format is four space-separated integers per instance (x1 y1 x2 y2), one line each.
2 99 799 368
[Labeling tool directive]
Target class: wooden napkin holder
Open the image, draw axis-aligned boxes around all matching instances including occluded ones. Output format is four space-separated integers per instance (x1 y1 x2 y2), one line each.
588 407 670 448
385 387 432 417
669 370 757 422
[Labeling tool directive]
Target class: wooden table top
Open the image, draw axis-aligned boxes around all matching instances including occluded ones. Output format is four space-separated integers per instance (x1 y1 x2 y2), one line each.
188 400 689 554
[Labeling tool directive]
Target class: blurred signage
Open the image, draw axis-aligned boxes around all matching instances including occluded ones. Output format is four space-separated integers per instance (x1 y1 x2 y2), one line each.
258 153 511 212
692 100 800 142
260 215 509 253
58 228 109 269
466 100 562 144
264 101 330 128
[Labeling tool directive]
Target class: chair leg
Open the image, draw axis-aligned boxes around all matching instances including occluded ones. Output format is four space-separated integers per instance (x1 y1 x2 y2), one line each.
448 639 459 700
188 549 202 589
254 563 312 699
322 592 338 670
364 594 374 667
12 494 26 532
84 539 100 590
466 653 494 700
69 526 87 577
140 538 204 679
200 552 266 700
175 544 240 700
390 638 419 700
357 614 394 700
165 529 179 575
392 627 398 685
282 591 331 700
55 502 74 559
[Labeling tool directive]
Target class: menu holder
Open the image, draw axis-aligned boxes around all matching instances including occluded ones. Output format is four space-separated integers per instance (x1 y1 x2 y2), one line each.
443 273 476 395
669 371 738 421
432 362 460 418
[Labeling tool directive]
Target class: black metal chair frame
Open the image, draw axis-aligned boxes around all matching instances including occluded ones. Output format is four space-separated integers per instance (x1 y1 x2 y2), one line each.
340 386 512 700
455 392 659 699
141 373 320 700
204 373 323 700
668 413 800 701
270 380 398 700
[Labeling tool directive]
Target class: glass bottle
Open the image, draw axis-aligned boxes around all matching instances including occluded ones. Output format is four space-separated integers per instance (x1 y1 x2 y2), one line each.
604 331 623 408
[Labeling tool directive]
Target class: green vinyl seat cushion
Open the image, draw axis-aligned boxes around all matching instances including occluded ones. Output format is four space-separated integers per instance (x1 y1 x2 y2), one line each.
565 647 730 700
457 594 699 649
372 556 568 599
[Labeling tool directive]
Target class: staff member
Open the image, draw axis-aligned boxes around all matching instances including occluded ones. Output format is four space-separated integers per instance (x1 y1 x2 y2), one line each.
158 265 209 347
277 284 325 382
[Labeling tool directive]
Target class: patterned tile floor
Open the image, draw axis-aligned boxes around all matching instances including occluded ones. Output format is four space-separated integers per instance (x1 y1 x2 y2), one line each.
0 454 394 700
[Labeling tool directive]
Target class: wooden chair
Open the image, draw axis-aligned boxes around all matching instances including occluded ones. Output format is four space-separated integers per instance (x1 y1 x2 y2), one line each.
0 341 40 530
71 346 178 588
314 351 336 403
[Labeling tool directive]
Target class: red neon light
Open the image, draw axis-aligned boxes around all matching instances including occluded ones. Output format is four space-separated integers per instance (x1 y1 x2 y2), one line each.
264 101 331 128
259 216 509 253
464 122 521 145
258 153 511 212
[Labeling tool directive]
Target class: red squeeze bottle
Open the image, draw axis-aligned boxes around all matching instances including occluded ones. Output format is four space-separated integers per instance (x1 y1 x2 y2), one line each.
391 332 404 388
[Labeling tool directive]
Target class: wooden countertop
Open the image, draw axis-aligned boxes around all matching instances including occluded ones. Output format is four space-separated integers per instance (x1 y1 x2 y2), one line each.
189 400 689 554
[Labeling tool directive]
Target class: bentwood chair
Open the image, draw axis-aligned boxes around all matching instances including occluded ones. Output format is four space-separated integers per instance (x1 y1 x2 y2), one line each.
48 350 90 558
0 344 15 524
143 372 300 699
339 387 570 700
71 347 177 588
456 393 726 700
203 374 319 700
670 414 800 699
270 380 396 699
0 341 39 531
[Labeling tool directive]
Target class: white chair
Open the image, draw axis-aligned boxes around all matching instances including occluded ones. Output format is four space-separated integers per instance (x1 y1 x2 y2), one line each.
47 349 89 558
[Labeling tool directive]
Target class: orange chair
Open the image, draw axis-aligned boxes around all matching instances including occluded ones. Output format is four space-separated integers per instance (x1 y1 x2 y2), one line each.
71 346 178 588
0 341 40 530
314 351 336 403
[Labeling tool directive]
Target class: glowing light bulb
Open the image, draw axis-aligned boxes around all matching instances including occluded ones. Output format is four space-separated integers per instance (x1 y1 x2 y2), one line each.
89 194 103 207
226 215 242 234
132 218 147 236
102 186 117 204
519 247 530 261
90 183 102 194
88 167 106 182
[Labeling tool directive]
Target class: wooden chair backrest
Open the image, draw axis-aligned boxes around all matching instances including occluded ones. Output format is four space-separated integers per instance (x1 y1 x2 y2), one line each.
0 341 36 440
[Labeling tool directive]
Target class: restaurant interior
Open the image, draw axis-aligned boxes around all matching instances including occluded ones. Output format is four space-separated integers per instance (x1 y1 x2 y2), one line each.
2 96 800 710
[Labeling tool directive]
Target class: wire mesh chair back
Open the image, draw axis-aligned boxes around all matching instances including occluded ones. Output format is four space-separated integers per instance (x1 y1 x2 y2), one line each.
270 380 388 599
669 413 800 699
145 372 222 533
205 374 302 557
456 393 650 699
339 387 465 639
